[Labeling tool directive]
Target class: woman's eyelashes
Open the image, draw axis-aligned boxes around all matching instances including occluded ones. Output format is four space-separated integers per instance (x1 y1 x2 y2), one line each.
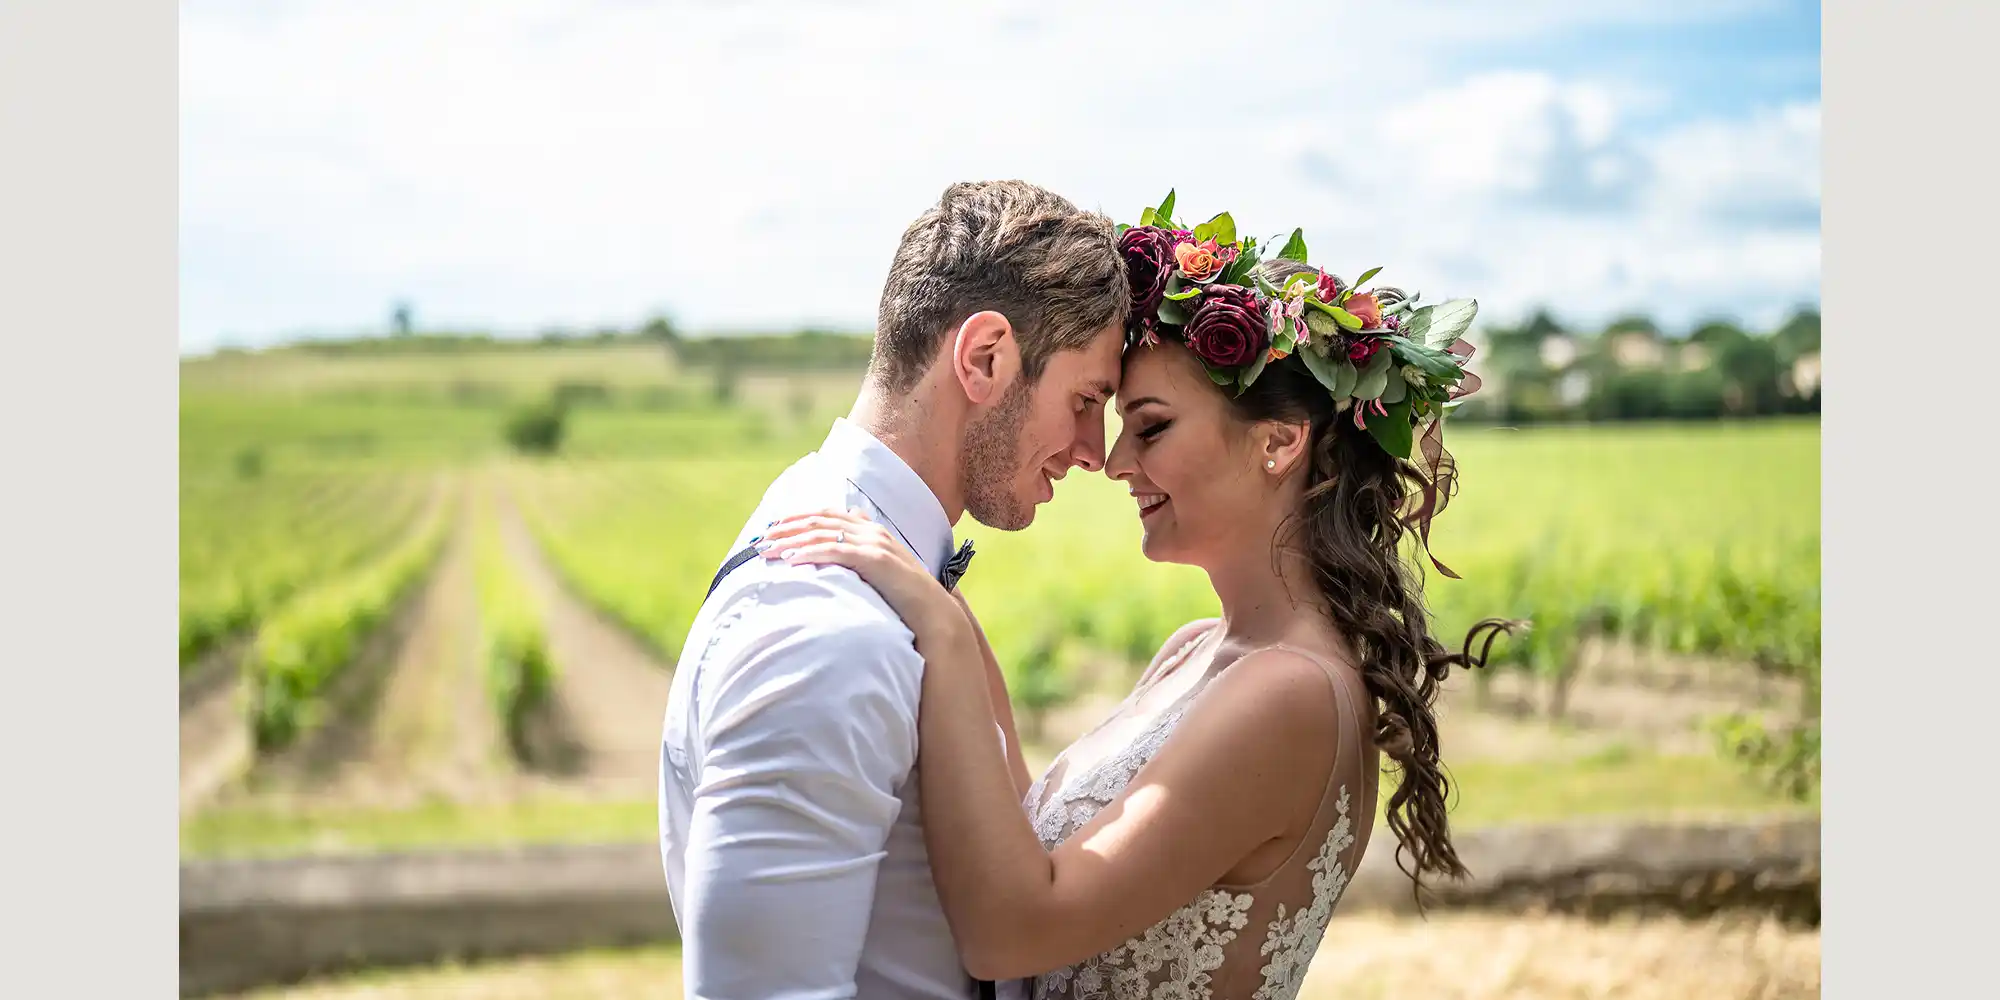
1135 418 1173 442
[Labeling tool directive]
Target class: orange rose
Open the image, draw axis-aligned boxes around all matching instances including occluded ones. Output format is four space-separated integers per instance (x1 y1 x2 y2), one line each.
1174 239 1226 282
1345 291 1382 329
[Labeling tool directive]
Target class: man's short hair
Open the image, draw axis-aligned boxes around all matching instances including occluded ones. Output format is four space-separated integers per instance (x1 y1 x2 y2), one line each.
870 180 1129 394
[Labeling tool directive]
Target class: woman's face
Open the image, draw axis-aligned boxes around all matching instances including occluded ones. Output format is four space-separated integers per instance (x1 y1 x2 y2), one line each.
1105 339 1275 566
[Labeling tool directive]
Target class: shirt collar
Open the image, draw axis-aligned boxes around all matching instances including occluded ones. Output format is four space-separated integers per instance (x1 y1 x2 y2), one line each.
815 417 955 578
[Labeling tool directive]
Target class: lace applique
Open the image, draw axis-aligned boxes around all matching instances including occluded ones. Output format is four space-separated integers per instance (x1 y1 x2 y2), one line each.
1028 708 1185 848
1251 787 1357 1000
1034 889 1253 1000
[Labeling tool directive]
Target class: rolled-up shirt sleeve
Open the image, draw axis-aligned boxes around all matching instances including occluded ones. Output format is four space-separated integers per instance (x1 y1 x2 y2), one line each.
679 614 925 1000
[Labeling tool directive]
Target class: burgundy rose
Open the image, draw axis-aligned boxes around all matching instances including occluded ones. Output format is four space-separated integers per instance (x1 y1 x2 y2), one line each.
1348 336 1385 364
1184 284 1269 369
1118 226 1177 319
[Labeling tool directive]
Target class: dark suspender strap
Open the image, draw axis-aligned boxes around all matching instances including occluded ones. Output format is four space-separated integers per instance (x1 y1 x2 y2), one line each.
978 980 996 1000
704 545 763 601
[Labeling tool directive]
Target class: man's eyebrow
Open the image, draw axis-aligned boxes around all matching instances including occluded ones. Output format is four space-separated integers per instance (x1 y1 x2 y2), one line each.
1121 396 1167 413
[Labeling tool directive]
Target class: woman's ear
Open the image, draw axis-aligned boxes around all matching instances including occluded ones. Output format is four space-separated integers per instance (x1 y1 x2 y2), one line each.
951 311 1022 407
1257 418 1312 479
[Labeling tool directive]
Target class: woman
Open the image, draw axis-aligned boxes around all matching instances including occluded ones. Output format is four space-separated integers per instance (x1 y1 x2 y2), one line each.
756 201 1518 1000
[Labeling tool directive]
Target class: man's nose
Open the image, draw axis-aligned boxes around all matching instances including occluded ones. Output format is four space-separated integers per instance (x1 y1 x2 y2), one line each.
1070 416 1107 473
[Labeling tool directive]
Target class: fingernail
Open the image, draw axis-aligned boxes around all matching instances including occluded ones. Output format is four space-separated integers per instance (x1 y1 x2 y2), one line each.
748 535 761 545
779 549 797 560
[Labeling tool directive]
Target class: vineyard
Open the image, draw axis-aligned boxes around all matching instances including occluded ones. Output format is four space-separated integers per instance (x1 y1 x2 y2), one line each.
178 340 1821 843
174 348 1821 998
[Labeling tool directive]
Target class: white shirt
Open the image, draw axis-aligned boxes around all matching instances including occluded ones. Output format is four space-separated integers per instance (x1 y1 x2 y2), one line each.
660 418 977 1000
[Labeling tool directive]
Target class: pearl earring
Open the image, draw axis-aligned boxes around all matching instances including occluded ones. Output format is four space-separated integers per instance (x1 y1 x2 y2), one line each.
1266 460 1277 470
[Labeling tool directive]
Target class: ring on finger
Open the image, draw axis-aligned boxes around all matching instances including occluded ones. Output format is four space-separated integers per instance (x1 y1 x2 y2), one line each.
836 530 846 544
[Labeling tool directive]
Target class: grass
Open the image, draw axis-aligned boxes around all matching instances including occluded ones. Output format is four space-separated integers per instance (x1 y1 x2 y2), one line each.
180 750 1811 860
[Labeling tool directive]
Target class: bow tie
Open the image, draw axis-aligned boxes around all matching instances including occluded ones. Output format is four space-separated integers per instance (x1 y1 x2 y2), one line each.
939 539 975 591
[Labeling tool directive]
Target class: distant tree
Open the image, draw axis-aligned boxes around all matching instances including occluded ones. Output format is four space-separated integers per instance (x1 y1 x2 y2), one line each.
1773 308 1821 363
391 301 414 337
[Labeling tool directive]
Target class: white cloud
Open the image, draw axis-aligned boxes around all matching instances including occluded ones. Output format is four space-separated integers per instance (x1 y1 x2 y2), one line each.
179 0 1813 349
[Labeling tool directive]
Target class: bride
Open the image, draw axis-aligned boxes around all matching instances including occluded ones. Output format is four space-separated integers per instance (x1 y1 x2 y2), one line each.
755 200 1519 1000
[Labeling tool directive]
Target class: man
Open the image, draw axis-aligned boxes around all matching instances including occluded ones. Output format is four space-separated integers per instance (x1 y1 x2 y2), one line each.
659 180 1130 999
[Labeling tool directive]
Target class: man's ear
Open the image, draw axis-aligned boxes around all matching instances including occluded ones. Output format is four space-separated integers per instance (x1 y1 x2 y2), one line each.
1257 418 1313 479
950 311 1021 407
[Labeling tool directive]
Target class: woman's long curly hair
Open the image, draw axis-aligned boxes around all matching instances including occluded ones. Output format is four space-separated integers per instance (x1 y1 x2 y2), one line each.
1228 258 1523 908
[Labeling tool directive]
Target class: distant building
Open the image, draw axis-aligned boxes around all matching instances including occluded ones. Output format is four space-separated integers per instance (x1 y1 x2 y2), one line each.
1608 330 1666 369
1789 351 1822 396
1677 341 1712 372
1557 369 1592 408
1539 334 1580 370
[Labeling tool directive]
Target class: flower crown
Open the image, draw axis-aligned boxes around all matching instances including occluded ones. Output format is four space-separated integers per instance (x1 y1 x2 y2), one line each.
1115 190 1487 576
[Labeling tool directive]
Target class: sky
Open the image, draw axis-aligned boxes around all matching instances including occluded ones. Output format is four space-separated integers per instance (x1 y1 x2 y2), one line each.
179 0 1820 354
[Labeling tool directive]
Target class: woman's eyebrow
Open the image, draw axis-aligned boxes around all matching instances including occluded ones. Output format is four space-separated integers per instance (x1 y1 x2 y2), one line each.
1120 396 1166 414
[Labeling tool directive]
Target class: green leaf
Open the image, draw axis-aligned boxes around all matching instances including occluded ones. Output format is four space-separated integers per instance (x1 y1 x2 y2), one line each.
1140 207 1159 229
1205 212 1237 246
1158 298 1192 327
1206 365 1233 386
1255 274 1286 298
1114 222 1130 238
1367 398 1415 458
1384 336 1460 378
1381 370 1409 405
1271 326 1297 356
1157 189 1176 227
1402 298 1478 350
1330 306 1364 331
1221 245 1261 285
1353 348 1393 399
1279 228 1310 263
1164 284 1204 302
1238 348 1270 392
1333 358 1359 397
1297 338 1346 395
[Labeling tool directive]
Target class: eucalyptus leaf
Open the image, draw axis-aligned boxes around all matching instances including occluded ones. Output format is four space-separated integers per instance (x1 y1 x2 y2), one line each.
1381 371 1409 405
1353 349 1392 399
1158 298 1192 327
1297 337 1346 395
1279 228 1310 263
1206 365 1233 386
1157 189 1177 227
1333 358 1359 397
1238 348 1270 392
1353 266 1383 289
1255 274 1285 298
1404 298 1478 350
1368 398 1415 458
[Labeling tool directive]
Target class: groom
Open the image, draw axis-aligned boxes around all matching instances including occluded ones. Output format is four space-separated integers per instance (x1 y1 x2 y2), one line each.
659 180 1130 999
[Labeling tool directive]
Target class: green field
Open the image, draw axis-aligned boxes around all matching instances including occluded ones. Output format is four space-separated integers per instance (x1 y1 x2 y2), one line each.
178 343 1821 857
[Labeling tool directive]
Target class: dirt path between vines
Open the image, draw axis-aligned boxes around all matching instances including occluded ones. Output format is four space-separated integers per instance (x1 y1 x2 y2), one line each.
300 485 507 805
494 485 674 799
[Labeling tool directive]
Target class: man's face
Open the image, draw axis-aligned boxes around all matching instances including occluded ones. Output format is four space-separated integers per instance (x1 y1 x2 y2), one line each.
961 321 1124 530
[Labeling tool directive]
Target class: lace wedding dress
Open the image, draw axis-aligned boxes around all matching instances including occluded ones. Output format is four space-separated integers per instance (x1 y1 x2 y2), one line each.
1004 624 1378 1000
